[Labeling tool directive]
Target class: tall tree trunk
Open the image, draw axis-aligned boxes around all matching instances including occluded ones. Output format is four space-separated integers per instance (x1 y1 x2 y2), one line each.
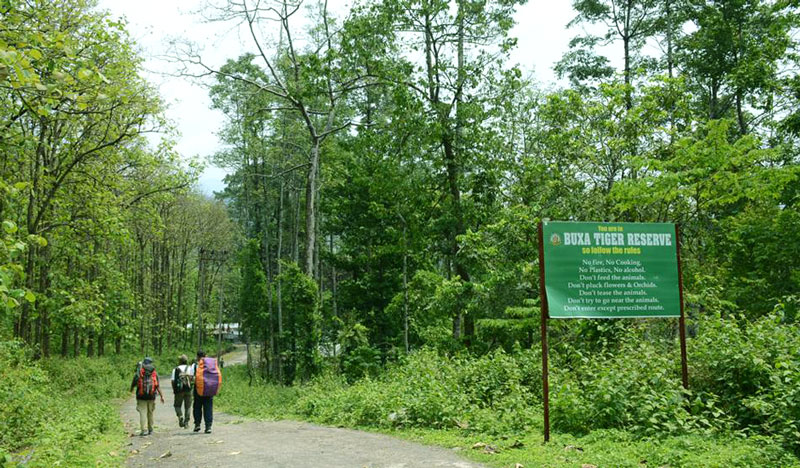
61 326 69 358
87 331 95 357
275 182 285 382
197 248 206 349
293 188 301 264
402 226 409 353
73 328 79 357
736 91 747 135
304 142 320 276
666 0 673 79
623 36 632 110
98 330 105 357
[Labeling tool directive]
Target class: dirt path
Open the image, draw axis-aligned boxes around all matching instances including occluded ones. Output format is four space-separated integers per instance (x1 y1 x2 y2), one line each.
121 348 485 468
219 344 251 366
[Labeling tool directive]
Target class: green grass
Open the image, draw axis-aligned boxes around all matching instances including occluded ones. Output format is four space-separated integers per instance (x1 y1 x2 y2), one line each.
384 427 799 468
0 343 200 467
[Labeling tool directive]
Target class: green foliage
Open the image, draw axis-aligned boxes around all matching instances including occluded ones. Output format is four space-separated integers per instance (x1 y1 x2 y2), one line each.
0 342 131 466
550 339 703 435
215 365 301 419
217 340 800 467
0 182 37 320
278 261 321 382
239 239 269 341
340 345 382 383
691 312 800 451
0 342 49 452
294 348 541 435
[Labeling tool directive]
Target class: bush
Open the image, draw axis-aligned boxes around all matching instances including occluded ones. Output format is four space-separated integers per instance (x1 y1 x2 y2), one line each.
691 312 800 451
551 339 701 435
0 342 51 452
0 342 141 467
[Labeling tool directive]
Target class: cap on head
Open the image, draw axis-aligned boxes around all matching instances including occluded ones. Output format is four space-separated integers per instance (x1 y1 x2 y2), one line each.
143 357 153 365
196 350 206 358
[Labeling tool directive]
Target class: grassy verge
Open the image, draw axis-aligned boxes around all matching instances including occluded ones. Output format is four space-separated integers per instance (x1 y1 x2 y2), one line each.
0 343 132 467
384 427 795 468
0 343 200 467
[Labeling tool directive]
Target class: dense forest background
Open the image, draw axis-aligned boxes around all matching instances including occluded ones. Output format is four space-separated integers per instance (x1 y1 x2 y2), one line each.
2 0 800 466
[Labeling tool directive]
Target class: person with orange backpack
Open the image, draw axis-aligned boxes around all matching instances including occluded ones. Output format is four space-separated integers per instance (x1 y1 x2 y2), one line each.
129 357 165 436
191 350 222 434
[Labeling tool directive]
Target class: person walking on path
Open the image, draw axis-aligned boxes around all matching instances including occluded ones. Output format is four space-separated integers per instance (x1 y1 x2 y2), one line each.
192 350 222 434
130 357 164 436
170 354 194 428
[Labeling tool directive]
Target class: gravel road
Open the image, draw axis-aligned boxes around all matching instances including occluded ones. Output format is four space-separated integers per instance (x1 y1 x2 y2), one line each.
121 346 485 468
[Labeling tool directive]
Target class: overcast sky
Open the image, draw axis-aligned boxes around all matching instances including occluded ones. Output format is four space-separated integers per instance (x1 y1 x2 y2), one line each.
98 0 578 194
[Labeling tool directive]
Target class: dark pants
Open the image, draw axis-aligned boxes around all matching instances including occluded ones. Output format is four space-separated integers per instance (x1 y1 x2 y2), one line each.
174 391 192 420
193 392 213 429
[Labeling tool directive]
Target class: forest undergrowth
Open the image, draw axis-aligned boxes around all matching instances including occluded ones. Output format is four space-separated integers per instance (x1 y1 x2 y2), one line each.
0 344 194 467
217 312 800 468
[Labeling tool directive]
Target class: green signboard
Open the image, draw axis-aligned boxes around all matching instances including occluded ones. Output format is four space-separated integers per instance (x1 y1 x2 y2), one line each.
541 221 680 318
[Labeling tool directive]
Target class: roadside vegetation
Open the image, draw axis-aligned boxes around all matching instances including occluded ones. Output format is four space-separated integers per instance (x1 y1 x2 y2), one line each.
217 310 800 467
0 342 130 467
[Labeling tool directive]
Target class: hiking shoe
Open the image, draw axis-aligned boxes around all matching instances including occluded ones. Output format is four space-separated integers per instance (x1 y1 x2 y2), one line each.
204 428 212 434
139 431 147 437
193 425 201 432
148 429 153 435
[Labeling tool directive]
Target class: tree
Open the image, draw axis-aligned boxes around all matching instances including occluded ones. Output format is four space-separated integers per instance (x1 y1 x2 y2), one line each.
185 0 386 278
379 0 525 343
559 0 662 108
677 0 798 135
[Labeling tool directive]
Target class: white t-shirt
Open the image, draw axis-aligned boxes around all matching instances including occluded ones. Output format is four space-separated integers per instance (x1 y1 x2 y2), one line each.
171 364 194 381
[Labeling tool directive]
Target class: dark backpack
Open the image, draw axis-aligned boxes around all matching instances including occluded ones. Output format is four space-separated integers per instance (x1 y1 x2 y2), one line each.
137 364 157 397
174 366 192 393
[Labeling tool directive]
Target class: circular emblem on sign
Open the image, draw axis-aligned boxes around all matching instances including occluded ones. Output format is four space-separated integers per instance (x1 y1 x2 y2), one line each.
550 233 562 246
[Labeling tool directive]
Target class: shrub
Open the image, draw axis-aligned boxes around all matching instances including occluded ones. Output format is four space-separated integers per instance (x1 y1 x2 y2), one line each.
691 312 800 451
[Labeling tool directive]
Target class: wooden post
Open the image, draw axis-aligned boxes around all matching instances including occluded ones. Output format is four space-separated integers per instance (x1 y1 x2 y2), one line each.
675 225 689 390
538 222 550 442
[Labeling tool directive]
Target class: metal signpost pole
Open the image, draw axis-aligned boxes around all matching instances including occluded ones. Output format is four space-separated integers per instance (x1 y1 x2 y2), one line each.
538 222 550 442
675 225 689 390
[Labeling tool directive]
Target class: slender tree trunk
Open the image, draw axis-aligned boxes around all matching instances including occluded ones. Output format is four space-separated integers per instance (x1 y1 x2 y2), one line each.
98 330 105 357
87 331 95 357
197 248 206 349
61 326 69 358
73 328 79 357
403 225 409 353
624 36 632 110
736 91 747 135
265 232 274 380
666 0 673 79
304 142 320 276
275 182 284 382
330 233 336 323
293 188 300 264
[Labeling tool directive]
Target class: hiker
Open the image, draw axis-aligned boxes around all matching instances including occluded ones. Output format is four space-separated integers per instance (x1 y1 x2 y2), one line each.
192 349 222 434
129 357 165 436
171 354 194 428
